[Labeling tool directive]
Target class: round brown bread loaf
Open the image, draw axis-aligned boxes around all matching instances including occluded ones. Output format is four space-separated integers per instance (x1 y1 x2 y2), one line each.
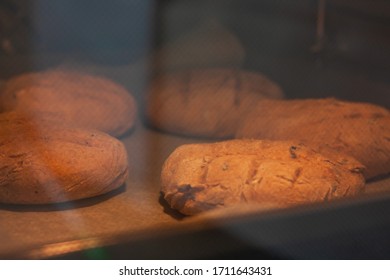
236 98 390 179
161 139 365 215
145 68 284 138
0 112 128 204
0 69 137 137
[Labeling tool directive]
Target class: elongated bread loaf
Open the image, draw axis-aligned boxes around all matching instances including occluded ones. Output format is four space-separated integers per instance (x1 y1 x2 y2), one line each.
161 139 365 215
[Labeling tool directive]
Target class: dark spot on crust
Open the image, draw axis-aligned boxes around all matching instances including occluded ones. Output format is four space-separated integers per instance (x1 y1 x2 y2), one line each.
290 146 297 159
169 184 206 211
178 184 192 193
294 167 302 179
84 140 92 146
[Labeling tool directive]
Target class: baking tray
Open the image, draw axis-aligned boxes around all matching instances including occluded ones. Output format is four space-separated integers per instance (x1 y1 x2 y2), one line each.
0 121 389 260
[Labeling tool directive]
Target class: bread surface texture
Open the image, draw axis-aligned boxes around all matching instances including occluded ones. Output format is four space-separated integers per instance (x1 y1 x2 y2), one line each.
0 69 137 137
146 68 284 138
0 113 128 204
236 98 390 179
161 139 365 215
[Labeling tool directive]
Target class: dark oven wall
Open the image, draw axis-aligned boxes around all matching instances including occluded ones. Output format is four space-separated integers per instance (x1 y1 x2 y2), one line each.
155 0 390 107
0 0 389 107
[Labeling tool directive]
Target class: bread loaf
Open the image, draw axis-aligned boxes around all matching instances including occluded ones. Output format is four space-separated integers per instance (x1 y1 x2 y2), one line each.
0 69 137 137
236 98 390 179
145 68 284 138
161 139 365 215
0 112 128 204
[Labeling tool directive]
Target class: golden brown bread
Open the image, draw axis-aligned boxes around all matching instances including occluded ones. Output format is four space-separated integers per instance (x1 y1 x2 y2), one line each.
0 69 137 137
0 112 128 204
145 68 284 138
236 98 390 179
161 139 365 215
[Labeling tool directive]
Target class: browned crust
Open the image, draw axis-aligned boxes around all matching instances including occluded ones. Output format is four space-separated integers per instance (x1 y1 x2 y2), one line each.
146 68 284 138
161 139 365 215
0 69 137 137
236 98 390 179
0 112 129 204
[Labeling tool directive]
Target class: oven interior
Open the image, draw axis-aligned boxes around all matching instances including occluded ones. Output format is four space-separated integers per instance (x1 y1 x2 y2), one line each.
0 0 389 259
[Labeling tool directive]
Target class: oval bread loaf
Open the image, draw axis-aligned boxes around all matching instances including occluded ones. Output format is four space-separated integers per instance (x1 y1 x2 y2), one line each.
0 69 137 137
161 139 365 215
0 112 129 204
145 68 284 138
236 98 390 179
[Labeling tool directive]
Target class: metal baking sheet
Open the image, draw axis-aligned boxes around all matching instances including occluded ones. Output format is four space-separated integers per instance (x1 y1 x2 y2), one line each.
0 122 389 259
